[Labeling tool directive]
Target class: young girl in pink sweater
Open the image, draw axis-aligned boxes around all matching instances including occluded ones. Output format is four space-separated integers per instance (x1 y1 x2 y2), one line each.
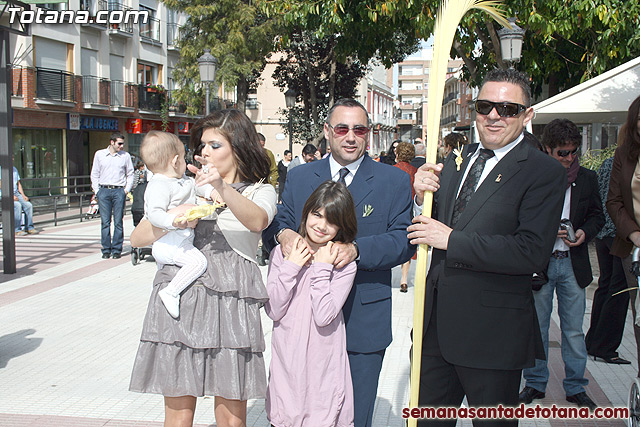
266 181 358 427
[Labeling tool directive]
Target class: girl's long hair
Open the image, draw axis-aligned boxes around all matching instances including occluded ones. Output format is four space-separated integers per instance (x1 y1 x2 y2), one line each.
618 95 640 162
298 181 357 244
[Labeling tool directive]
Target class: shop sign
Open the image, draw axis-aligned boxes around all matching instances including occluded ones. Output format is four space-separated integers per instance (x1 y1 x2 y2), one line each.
126 118 142 134
125 118 175 134
177 122 190 134
68 113 80 130
80 116 119 131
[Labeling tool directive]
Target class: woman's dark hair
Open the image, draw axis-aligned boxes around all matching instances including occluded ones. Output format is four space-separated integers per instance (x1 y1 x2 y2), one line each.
619 95 640 162
190 109 270 183
298 181 357 244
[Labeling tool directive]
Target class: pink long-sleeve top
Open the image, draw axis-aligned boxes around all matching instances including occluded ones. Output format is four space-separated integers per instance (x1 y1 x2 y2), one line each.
265 245 357 427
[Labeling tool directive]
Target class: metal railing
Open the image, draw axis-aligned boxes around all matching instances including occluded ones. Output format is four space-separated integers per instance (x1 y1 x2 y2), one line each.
138 84 165 111
140 16 160 42
19 175 95 226
167 22 180 46
36 67 76 102
167 89 187 113
442 92 459 105
440 114 458 126
107 1 134 33
82 75 110 104
79 0 108 26
110 80 136 108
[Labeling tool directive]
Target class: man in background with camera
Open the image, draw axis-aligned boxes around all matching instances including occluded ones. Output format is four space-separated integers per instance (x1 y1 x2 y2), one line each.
519 118 604 410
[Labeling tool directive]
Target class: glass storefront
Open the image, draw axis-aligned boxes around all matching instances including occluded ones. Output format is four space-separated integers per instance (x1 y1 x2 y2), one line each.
13 128 64 195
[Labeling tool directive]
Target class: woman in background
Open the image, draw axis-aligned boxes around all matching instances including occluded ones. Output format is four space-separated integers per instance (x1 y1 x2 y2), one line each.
605 94 640 374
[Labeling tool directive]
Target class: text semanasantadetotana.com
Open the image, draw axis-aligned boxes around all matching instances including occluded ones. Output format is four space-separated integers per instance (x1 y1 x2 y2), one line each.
402 404 628 420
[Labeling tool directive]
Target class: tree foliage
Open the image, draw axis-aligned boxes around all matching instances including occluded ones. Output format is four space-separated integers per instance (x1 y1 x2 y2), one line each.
165 0 280 114
262 0 640 97
272 31 369 145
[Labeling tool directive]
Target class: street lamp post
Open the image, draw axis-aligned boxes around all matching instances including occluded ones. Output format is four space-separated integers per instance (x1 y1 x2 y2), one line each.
497 18 525 67
197 49 218 116
284 88 297 153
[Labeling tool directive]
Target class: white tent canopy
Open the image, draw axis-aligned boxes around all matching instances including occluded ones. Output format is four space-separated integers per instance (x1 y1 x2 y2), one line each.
532 56 640 125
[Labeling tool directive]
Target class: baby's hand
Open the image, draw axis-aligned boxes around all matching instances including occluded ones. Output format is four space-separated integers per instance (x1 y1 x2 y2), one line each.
285 236 312 267
171 204 197 229
314 241 338 265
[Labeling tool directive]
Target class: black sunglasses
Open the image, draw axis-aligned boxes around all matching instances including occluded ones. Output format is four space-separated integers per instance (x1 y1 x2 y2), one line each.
327 124 370 137
556 147 579 157
475 100 527 118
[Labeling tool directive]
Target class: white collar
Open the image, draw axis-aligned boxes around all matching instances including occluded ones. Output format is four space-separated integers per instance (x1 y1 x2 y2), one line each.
474 133 524 161
329 154 365 180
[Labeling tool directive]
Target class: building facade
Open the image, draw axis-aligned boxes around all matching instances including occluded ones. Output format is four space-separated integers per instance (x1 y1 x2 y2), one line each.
8 1 214 195
440 67 473 140
395 48 462 143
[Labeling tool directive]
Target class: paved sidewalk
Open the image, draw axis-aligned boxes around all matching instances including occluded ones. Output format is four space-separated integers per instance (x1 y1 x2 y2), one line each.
0 217 635 426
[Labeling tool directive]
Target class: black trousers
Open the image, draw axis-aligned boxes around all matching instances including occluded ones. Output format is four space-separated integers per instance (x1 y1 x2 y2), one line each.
416 296 520 427
585 237 629 359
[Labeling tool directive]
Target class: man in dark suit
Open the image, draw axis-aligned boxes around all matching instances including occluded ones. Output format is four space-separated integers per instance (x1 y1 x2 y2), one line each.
519 118 604 410
411 143 426 169
263 98 415 427
407 69 566 425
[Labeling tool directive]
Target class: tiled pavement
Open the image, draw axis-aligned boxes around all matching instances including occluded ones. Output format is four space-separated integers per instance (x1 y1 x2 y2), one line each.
0 216 636 426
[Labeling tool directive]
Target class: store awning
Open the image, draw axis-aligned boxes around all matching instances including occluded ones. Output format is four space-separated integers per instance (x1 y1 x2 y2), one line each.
532 56 640 125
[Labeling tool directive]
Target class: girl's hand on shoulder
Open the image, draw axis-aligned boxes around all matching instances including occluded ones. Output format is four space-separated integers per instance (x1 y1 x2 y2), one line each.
285 236 312 267
315 241 338 265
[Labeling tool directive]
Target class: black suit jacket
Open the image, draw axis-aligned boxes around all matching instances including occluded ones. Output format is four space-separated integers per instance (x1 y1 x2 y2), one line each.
567 167 604 288
425 135 566 370
411 156 426 169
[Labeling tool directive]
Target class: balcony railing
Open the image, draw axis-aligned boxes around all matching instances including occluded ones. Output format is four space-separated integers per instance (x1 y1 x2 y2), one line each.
206 97 236 114
82 75 111 104
140 16 160 42
110 80 136 108
36 67 75 102
79 0 108 26
138 84 165 111
167 89 187 114
440 114 458 126
442 92 459 105
167 23 180 47
107 1 134 33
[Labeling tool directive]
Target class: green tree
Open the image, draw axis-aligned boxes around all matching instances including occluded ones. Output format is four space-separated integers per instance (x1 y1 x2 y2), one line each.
262 0 640 97
272 31 369 145
261 1 419 145
165 0 281 114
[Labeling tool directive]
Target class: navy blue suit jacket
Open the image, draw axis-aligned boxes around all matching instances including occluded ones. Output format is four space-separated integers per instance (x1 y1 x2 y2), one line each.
263 154 415 353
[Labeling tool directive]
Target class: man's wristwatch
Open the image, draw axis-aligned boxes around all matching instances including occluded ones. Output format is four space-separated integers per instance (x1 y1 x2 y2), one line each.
275 228 288 243
352 240 360 259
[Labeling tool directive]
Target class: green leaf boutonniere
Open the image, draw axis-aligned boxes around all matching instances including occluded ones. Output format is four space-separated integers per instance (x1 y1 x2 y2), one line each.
363 204 374 217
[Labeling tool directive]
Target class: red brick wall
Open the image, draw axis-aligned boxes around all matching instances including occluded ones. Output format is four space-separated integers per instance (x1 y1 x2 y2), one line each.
13 109 68 129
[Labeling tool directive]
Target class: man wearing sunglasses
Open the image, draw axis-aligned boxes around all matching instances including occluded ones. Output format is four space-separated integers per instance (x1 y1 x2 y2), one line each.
407 69 566 423
520 118 603 410
264 98 414 427
90 132 134 259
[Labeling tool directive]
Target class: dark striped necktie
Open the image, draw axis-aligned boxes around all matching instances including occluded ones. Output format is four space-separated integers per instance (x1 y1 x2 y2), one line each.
451 148 495 226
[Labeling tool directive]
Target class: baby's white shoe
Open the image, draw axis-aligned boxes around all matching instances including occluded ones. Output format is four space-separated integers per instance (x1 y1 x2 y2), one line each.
159 288 180 318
